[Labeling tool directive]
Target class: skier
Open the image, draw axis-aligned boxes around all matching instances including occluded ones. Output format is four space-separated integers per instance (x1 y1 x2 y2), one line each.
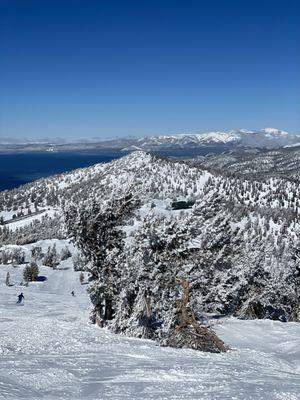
71 291 75 297
17 292 24 304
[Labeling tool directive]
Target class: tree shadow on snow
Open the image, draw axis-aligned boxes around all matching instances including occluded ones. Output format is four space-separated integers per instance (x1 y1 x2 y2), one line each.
35 276 47 282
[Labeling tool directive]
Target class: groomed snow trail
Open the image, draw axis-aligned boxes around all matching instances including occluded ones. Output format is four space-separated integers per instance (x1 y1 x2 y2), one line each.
0 260 299 400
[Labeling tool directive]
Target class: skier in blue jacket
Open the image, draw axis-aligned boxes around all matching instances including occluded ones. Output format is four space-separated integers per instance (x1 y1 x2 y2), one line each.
17 293 24 304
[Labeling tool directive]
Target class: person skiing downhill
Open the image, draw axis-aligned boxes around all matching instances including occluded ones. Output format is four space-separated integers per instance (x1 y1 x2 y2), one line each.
17 293 24 304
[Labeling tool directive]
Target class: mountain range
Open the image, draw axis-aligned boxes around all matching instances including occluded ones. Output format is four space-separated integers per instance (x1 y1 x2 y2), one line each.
0 128 299 153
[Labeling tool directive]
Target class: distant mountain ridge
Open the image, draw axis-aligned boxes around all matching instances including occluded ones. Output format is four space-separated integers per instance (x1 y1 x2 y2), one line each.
187 145 300 182
0 128 299 153
125 128 294 151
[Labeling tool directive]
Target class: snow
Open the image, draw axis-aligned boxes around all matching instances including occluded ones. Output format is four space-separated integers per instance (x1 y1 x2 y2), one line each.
262 128 289 137
116 128 299 151
158 132 240 144
0 210 17 222
4 209 59 232
0 246 299 400
284 142 300 148
136 131 240 147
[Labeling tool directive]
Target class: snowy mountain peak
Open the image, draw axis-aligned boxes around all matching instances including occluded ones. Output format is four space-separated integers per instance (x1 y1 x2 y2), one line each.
1 127 298 155
121 128 297 151
193 131 240 143
120 150 153 164
261 127 289 137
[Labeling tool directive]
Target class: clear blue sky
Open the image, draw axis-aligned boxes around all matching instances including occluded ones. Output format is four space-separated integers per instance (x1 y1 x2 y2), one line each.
0 0 299 139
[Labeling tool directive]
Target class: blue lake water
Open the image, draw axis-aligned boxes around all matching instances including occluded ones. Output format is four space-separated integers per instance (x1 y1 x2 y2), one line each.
0 152 125 191
0 147 228 191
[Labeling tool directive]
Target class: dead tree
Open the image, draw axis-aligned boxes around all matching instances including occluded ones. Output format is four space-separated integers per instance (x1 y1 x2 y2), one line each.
163 279 227 353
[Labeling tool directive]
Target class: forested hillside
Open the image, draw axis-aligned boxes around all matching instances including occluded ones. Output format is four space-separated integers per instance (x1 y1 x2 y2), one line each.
191 145 300 182
1 151 299 349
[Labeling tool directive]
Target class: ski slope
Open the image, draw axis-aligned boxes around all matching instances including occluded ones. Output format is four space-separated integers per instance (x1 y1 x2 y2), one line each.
0 257 300 400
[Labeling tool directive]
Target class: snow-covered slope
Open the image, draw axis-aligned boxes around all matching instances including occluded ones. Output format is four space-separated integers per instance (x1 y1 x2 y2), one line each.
0 151 299 320
133 131 240 147
0 151 299 339
1 150 300 397
122 128 299 151
189 145 300 182
0 248 299 399
262 127 289 136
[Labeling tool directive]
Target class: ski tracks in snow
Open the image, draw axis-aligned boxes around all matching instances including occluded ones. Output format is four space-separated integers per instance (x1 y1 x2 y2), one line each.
0 259 300 399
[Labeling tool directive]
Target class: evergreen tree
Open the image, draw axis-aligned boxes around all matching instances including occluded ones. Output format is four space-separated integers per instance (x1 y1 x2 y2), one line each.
43 244 58 268
5 271 10 286
23 262 39 282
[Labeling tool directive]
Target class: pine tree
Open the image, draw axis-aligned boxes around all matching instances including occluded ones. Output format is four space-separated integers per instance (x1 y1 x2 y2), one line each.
79 272 84 284
23 261 39 282
5 271 10 286
31 246 43 261
43 244 58 268
60 247 71 260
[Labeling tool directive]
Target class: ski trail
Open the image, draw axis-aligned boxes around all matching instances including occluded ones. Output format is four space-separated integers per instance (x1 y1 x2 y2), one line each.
0 259 299 399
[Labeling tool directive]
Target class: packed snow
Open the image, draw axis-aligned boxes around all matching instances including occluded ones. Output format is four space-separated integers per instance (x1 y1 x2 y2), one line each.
3 209 59 232
0 242 299 400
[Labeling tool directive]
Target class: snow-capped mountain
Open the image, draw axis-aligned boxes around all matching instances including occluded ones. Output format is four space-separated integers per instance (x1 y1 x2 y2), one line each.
0 127 299 154
262 127 289 136
1 149 299 338
123 128 298 151
134 131 240 147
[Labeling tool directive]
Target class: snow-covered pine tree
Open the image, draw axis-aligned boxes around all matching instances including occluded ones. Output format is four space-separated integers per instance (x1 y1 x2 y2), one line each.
5 271 10 286
23 261 39 282
43 244 58 268
79 272 84 284
60 246 72 261
65 193 139 326
65 194 227 352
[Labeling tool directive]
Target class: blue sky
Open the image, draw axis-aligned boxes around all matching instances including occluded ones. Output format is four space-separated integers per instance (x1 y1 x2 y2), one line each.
0 0 299 139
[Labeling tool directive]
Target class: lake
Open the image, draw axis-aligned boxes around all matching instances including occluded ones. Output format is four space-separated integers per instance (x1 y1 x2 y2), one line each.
0 152 125 191
0 147 227 191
